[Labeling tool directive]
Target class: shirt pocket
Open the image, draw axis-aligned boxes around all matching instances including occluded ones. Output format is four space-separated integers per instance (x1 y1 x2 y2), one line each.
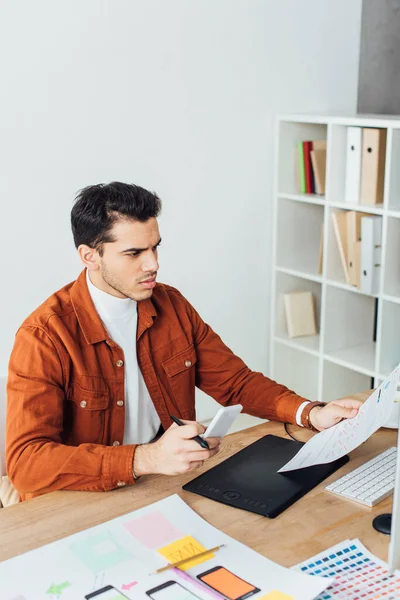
161 345 197 419
64 384 110 445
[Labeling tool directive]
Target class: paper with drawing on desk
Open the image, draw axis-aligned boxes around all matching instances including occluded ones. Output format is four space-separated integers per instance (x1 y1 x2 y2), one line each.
279 363 400 473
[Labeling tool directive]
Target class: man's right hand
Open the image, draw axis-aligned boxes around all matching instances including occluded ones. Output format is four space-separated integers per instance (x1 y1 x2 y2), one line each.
133 420 221 477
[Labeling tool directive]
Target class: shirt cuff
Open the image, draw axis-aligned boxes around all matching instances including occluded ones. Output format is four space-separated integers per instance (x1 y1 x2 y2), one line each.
296 401 311 427
102 444 137 490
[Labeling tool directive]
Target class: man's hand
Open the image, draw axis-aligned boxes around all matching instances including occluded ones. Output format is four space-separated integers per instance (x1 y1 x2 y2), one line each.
309 399 363 431
133 420 221 477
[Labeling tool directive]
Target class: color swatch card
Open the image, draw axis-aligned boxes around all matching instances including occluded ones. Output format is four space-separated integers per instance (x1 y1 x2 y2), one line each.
279 363 400 472
293 538 400 599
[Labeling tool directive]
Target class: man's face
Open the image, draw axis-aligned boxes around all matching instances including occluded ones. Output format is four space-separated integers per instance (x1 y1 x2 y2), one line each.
90 217 161 301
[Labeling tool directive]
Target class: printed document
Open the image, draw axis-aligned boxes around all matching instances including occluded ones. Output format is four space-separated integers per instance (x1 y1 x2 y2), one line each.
279 363 400 473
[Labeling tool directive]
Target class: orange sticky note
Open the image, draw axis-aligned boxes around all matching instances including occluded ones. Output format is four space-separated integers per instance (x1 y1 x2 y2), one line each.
258 592 293 600
157 535 214 571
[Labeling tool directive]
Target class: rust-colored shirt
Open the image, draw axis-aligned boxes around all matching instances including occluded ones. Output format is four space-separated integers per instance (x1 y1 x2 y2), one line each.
6 270 306 500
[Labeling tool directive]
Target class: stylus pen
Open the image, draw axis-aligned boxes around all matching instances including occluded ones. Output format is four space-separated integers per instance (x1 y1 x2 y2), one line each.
170 415 210 449
172 567 225 600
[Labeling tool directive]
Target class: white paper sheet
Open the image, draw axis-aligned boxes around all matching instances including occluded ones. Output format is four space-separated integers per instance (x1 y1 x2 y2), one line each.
279 363 400 473
0 494 331 600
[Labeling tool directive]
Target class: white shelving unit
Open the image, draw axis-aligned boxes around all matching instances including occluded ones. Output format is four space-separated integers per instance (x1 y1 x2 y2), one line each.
270 114 400 402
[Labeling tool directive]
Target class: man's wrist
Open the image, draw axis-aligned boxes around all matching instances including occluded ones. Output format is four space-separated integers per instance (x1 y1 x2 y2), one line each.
133 443 155 477
301 401 326 431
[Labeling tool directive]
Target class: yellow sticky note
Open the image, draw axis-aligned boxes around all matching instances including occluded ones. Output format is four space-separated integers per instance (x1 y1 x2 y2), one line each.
157 535 214 571
258 592 293 600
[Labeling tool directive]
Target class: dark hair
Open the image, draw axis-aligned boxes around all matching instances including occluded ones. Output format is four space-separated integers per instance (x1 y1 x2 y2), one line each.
71 182 161 254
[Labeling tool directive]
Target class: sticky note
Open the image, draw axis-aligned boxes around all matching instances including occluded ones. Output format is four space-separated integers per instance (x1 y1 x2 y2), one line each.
158 535 214 571
69 532 132 573
258 593 294 600
124 511 183 550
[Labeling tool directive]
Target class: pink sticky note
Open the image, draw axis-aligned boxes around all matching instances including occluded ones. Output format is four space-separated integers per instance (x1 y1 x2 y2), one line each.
124 511 183 550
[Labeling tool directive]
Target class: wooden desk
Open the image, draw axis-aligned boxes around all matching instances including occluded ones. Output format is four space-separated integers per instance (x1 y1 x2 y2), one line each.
0 418 396 567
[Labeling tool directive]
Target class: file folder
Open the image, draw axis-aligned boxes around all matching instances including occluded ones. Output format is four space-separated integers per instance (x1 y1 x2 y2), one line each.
332 212 351 284
360 128 387 206
360 216 382 294
346 211 364 288
310 148 326 195
344 127 362 204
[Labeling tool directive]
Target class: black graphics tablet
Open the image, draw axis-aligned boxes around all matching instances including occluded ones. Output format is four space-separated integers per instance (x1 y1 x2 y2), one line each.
183 434 349 518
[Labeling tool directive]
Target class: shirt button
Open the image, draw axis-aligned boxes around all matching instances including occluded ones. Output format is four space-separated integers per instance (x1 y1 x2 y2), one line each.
80 401 87 408
185 360 192 368
112 441 120 446
117 400 124 407
116 480 126 487
116 359 124 367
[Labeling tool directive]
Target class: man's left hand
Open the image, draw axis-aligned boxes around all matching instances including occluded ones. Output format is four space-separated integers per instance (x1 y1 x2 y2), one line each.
309 398 363 431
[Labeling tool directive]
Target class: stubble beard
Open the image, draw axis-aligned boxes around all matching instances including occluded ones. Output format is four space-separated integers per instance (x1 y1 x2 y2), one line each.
100 261 154 301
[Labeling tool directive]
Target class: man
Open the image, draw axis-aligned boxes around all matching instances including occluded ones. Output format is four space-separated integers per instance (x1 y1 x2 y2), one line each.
6 182 361 500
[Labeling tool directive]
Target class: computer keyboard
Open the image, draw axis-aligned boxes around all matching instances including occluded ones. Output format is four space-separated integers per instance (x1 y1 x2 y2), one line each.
325 447 397 507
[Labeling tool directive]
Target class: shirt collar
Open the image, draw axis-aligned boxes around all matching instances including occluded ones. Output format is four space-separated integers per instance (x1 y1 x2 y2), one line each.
86 270 137 321
70 269 157 345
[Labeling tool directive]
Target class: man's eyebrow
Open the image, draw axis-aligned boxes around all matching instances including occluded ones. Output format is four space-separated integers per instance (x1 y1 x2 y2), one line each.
120 237 162 254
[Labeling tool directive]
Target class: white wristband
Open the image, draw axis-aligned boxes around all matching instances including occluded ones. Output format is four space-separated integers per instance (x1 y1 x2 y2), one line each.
296 401 311 427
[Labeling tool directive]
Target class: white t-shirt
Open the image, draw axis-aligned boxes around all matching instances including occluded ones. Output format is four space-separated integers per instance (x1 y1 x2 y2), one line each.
86 271 161 445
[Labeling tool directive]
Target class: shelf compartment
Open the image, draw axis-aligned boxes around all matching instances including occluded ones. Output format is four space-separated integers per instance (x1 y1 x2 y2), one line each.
378 299 400 376
274 271 321 353
325 278 378 298
274 335 320 357
323 285 377 375
278 193 326 206
276 198 324 276
322 361 372 403
277 121 327 196
383 217 400 298
275 266 322 284
324 343 376 377
273 341 319 400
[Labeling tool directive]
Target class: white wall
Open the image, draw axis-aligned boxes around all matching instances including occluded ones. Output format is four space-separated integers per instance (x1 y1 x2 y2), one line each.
0 0 362 419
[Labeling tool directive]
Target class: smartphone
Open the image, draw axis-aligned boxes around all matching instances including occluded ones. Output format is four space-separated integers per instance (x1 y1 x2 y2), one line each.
146 580 201 600
197 566 260 600
203 405 243 438
85 586 129 600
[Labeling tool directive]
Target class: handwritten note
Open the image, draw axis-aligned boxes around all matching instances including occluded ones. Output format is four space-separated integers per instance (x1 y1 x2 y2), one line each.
124 511 183 550
158 535 214 571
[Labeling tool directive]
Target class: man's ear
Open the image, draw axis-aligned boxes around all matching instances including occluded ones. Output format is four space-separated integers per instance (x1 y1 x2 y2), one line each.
77 244 101 271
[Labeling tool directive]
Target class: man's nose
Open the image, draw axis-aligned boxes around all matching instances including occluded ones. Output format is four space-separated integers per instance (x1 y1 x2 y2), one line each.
142 251 159 272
